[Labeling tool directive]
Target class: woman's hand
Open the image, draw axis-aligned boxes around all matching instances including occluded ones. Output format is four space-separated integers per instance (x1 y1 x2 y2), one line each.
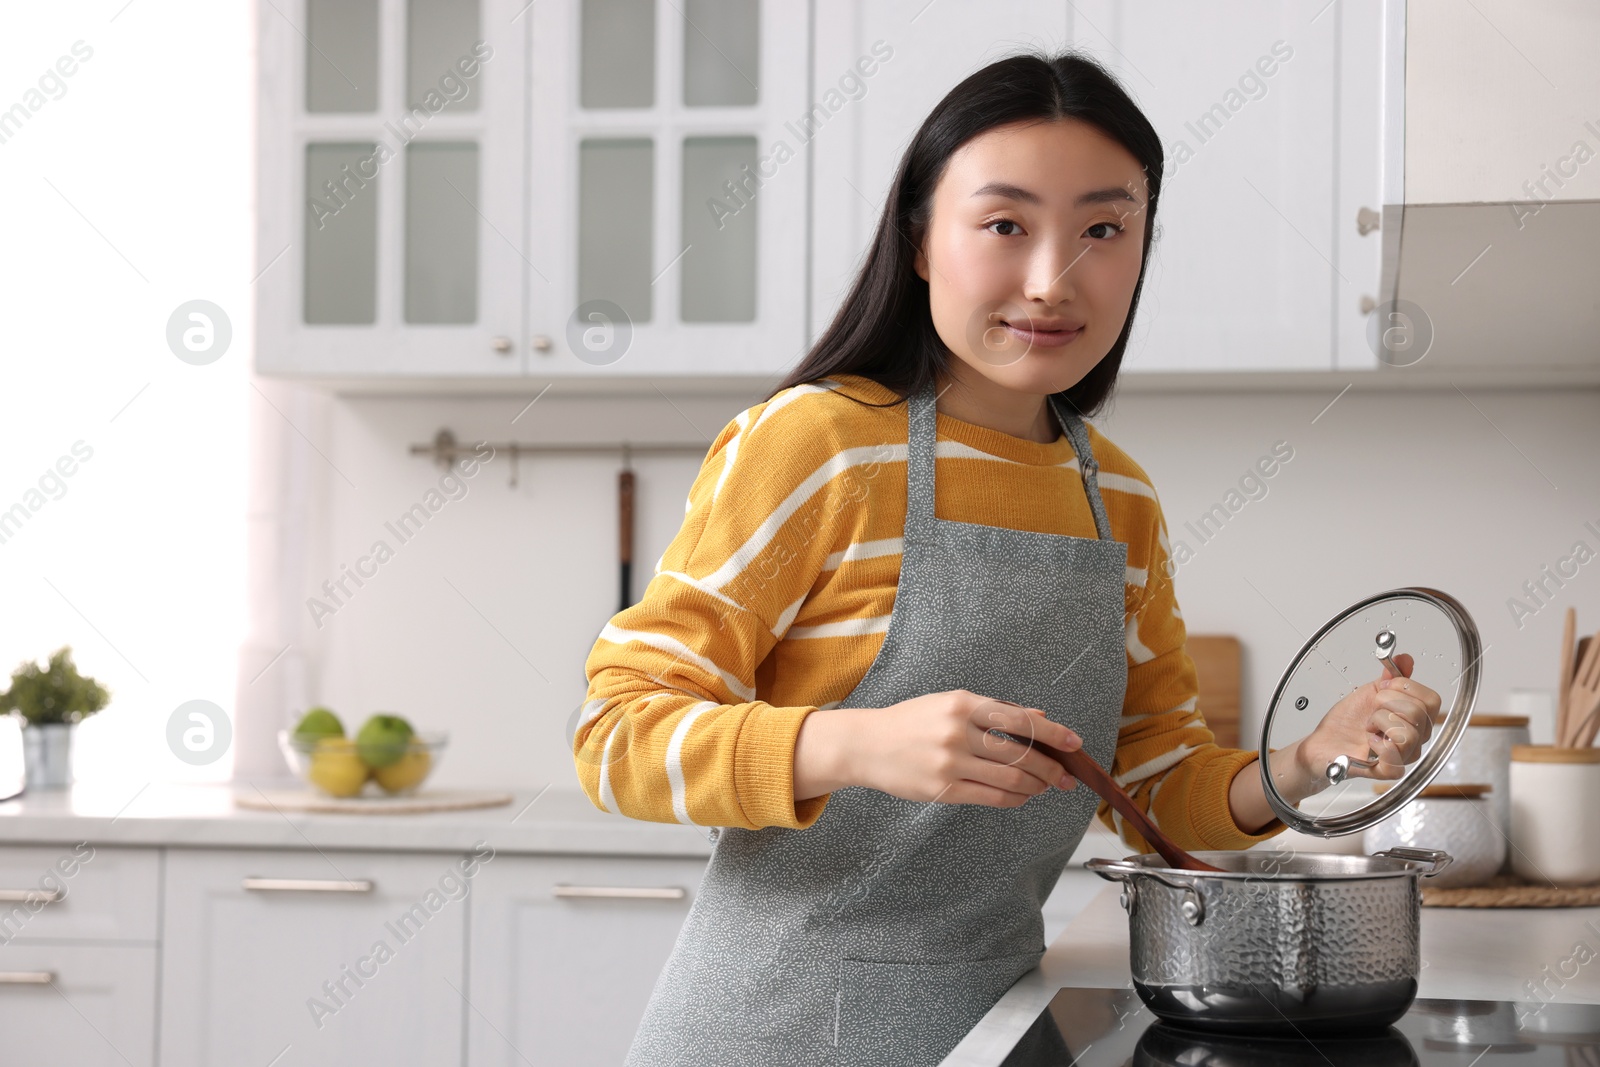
1294 652 1441 789
794 690 1082 807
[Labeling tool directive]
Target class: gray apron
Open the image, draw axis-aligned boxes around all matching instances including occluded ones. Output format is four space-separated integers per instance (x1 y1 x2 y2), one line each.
625 379 1129 1066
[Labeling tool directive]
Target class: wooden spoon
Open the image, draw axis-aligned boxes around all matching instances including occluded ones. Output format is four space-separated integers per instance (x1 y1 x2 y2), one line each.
1557 607 1576 745
1032 737 1226 874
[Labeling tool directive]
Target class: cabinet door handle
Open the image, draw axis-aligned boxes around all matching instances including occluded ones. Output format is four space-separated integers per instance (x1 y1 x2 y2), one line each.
551 884 686 900
241 877 374 893
0 888 64 904
0 971 54 985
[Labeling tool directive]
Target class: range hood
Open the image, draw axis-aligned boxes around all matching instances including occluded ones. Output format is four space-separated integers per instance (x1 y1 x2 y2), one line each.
1375 0 1600 386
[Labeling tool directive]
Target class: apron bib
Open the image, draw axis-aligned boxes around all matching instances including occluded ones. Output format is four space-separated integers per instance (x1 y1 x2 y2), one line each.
625 379 1129 1066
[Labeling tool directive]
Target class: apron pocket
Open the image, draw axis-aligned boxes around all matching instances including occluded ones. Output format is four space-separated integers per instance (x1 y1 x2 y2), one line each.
833 948 1042 1065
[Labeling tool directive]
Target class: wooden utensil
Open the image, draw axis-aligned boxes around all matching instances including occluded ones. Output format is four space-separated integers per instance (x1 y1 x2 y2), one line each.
1572 636 1594 743
1567 631 1600 748
1032 737 1226 873
618 452 635 612
1557 607 1577 745
1561 633 1600 751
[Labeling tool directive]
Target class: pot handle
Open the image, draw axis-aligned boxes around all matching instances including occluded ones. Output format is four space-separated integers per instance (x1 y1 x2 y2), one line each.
1085 857 1206 926
1084 857 1201 892
1084 857 1140 883
1371 846 1455 878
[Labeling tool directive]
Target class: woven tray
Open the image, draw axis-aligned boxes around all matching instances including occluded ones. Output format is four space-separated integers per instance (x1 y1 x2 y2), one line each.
1422 873 1600 908
236 787 514 815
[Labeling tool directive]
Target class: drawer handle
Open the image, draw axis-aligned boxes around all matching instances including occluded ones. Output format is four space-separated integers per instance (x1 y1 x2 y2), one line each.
0 888 65 904
551 885 686 900
241 877 374 893
0 971 54 985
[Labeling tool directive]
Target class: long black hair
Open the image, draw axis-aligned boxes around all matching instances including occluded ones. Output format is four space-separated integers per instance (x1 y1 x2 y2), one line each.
768 49 1163 416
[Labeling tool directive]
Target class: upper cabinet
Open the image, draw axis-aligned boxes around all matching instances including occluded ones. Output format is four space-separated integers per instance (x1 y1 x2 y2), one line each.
809 0 1393 376
261 2 1590 389
257 0 809 383
258 0 529 379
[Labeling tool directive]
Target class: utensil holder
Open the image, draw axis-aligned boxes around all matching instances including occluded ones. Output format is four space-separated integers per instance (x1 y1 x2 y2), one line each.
1509 744 1600 886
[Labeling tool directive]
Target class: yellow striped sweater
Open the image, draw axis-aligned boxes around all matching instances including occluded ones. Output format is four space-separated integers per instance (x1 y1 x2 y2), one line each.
575 373 1286 854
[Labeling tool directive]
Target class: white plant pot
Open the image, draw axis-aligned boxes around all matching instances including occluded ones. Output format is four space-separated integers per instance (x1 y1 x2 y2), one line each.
22 723 75 789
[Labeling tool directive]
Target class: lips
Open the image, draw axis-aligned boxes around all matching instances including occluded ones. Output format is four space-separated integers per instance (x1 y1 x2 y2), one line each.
1002 319 1084 333
999 319 1085 349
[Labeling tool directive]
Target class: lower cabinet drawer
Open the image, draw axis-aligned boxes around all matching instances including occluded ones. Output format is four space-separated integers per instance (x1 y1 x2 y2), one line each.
0 844 158 942
466 854 708 1067
0 942 157 1067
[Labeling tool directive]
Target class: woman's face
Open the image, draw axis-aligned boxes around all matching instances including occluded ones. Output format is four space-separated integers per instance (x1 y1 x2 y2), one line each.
914 117 1148 397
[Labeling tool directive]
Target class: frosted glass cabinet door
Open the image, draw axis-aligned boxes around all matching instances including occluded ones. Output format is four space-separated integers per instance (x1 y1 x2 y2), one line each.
257 0 528 379
526 0 809 377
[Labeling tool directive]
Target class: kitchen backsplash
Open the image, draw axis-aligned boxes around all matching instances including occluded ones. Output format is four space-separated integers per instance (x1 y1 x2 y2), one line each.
231 381 1600 792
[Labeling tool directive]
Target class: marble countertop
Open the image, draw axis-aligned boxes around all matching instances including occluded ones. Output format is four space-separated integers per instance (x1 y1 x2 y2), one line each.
943 881 1600 1066
0 778 1134 866
0 779 715 856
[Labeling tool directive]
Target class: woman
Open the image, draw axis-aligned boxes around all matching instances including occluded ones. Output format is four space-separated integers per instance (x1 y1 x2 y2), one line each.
574 50 1439 1066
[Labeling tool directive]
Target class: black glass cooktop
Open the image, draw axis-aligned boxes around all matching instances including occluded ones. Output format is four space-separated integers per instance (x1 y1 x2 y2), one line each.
999 986 1600 1066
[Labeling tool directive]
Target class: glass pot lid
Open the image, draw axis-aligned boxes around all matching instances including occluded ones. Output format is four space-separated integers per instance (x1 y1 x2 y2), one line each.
1259 587 1483 837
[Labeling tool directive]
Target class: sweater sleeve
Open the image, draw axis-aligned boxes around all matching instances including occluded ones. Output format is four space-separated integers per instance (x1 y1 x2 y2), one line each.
574 389 855 830
1093 502 1289 853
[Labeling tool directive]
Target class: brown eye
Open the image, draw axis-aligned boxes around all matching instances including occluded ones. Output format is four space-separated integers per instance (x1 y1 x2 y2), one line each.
1087 222 1125 240
986 219 1021 236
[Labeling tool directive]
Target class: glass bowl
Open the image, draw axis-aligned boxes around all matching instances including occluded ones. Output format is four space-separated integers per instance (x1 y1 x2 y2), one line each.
277 729 448 797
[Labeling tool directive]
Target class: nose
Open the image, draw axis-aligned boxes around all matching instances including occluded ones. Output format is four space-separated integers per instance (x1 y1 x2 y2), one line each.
1021 236 1085 307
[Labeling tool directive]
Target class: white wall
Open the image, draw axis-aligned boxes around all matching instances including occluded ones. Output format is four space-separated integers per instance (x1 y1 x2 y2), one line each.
249 383 1600 791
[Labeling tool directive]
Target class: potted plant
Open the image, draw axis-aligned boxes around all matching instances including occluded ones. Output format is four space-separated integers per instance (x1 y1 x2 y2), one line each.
0 647 110 789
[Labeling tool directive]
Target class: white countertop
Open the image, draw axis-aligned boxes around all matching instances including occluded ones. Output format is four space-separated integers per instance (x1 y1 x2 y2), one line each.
944 881 1600 1066
0 779 714 856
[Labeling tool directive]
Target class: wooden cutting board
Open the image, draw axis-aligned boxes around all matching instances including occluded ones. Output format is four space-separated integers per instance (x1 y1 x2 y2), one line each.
1188 635 1241 749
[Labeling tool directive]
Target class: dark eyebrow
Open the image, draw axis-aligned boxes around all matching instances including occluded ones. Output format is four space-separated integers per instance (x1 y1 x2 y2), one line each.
970 181 1140 208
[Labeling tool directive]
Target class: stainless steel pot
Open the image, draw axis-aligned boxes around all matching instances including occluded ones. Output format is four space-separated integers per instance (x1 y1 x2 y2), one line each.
1088 846 1453 1035
1083 587 1483 1034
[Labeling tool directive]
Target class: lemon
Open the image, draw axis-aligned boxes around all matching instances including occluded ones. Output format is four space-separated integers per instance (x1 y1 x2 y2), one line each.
373 746 432 794
306 739 369 797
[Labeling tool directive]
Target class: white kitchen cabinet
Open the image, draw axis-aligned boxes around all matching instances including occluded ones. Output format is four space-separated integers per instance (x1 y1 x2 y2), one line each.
0 843 160 1067
0 943 159 1067
465 853 706 1067
159 848 470 1067
523 0 812 378
258 0 530 379
257 0 810 384
810 0 1391 375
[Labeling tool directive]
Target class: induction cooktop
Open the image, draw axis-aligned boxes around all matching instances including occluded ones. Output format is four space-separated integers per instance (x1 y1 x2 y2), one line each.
998 986 1600 1066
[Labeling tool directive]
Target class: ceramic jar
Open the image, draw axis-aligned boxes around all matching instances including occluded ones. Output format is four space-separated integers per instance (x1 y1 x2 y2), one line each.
1434 713 1529 867
1363 783 1504 889
1509 745 1600 886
